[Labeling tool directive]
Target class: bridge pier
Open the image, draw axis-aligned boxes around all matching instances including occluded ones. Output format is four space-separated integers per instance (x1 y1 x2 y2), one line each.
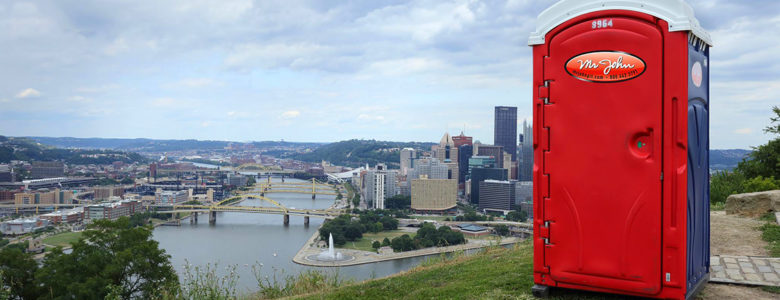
209 211 216 225
283 214 289 226
190 212 198 224
312 194 316 200
304 216 310 226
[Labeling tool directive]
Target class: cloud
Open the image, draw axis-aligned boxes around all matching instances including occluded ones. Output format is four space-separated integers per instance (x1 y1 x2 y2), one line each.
15 88 41 98
280 110 300 119
201 121 212 127
357 114 385 121
734 128 752 135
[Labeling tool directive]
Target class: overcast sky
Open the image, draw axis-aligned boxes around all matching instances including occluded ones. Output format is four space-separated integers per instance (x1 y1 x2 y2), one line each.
0 0 777 149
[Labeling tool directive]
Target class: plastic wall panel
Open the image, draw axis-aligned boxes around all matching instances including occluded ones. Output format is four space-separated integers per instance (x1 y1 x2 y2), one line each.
685 42 710 296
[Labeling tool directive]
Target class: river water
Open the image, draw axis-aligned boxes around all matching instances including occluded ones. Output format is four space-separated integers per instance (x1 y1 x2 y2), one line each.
152 178 428 294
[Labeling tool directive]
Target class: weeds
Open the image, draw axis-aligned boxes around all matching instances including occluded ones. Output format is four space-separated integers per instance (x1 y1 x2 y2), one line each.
252 264 352 299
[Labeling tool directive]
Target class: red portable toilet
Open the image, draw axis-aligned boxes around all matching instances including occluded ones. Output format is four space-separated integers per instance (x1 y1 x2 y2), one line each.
528 1 711 299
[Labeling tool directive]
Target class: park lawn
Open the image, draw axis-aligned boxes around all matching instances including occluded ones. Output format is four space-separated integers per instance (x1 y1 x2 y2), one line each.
42 231 83 248
339 230 411 252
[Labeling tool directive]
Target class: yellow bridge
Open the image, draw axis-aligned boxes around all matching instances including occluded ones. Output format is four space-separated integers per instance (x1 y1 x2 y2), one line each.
152 193 344 225
241 178 342 199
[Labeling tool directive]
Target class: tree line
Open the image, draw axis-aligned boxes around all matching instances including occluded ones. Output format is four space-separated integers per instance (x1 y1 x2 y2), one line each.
711 106 780 207
319 211 399 246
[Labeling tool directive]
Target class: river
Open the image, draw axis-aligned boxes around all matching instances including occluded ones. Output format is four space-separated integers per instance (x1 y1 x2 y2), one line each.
152 178 428 295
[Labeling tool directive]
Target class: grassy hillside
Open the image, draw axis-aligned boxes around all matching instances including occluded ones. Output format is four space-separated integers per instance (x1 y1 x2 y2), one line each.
296 243 539 299
289 139 434 168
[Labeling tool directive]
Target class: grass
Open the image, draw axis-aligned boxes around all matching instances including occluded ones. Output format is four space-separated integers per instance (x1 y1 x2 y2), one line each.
339 230 410 252
294 242 634 300
757 212 780 257
42 231 83 248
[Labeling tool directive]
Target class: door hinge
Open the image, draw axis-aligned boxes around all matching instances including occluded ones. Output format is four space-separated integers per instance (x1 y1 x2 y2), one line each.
541 220 552 245
660 172 664 181
540 80 551 105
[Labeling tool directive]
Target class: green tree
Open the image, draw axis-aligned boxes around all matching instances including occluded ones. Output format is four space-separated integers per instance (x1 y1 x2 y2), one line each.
0 248 39 299
494 225 510 236
384 195 411 209
506 210 528 222
381 237 391 247
736 106 780 179
352 194 360 208
372 241 381 250
246 176 256 186
36 218 178 299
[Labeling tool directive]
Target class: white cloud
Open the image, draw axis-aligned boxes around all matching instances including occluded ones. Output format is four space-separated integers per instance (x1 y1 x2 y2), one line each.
15 88 41 98
280 110 300 119
358 114 385 121
734 128 752 135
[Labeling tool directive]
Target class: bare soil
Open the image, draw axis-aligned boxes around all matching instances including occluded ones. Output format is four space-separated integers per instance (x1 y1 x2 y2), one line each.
701 211 777 299
700 283 777 300
709 210 769 256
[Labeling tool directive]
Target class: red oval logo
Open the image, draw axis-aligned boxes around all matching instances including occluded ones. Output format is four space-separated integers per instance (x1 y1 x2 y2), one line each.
565 51 646 83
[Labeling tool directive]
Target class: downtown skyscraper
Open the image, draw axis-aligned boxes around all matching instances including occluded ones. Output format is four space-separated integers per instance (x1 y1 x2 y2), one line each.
520 119 534 181
494 106 518 162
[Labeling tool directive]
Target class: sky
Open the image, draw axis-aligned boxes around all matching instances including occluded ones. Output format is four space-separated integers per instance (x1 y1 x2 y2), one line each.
0 0 777 149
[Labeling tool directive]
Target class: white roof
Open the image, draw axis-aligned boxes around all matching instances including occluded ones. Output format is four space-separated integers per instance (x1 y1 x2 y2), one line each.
528 0 712 46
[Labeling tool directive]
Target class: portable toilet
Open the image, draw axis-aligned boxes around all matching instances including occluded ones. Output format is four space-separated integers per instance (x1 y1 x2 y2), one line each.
528 1 711 299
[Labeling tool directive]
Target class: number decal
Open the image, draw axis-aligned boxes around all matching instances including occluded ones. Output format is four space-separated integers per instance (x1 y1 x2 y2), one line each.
592 19 613 29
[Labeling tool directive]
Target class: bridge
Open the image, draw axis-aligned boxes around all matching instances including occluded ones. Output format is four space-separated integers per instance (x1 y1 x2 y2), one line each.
0 203 86 214
240 178 342 199
151 194 343 225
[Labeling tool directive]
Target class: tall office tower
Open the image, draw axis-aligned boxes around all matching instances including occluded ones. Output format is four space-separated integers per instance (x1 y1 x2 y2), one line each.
435 132 458 163
457 144 473 184
469 167 508 204
364 165 399 209
408 158 449 180
400 148 416 176
494 106 518 162
452 131 473 148
520 119 534 181
477 145 504 171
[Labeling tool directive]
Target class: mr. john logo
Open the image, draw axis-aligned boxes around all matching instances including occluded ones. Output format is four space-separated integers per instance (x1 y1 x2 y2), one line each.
565 51 646 83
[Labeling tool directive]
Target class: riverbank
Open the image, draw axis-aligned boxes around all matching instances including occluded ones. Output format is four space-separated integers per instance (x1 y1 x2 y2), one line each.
292 226 522 267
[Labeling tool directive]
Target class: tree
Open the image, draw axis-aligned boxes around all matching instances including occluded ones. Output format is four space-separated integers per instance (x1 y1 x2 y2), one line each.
352 194 361 208
381 237 391 247
494 225 510 236
344 223 364 241
0 248 39 299
372 241 381 250
506 210 528 222
36 218 178 299
736 106 780 179
246 176 256 186
384 195 411 209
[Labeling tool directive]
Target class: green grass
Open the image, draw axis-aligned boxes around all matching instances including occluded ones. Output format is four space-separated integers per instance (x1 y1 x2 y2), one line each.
758 222 780 257
294 242 631 300
42 231 83 248
338 230 410 252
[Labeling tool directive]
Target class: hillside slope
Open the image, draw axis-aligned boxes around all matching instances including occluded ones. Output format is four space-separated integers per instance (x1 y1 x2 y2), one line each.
289 139 434 168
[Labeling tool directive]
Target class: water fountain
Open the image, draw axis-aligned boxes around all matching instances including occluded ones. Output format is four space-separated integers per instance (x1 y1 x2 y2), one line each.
306 233 353 263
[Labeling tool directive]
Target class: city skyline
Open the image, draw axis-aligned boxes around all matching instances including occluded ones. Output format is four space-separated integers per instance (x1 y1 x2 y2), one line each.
0 0 777 149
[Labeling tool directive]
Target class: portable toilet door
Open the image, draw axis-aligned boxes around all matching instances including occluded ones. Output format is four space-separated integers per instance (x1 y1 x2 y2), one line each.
528 1 711 299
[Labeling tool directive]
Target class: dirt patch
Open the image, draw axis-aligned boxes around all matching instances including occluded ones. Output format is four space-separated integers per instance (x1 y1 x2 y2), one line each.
700 283 777 300
710 211 768 256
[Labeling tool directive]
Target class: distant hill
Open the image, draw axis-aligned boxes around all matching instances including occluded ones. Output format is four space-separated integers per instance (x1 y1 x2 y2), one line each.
24 136 322 152
288 139 435 168
710 149 751 171
0 136 148 165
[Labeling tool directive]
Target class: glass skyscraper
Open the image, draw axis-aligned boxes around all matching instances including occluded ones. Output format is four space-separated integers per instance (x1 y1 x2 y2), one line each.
494 106 518 162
